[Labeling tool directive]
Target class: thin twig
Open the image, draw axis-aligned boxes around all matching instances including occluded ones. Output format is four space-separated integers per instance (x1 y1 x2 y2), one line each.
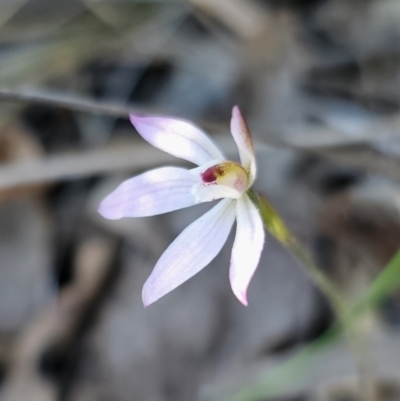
2 88 400 147
2 89 400 188
0 88 147 118
0 136 245 190
0 88 225 132
0 141 175 190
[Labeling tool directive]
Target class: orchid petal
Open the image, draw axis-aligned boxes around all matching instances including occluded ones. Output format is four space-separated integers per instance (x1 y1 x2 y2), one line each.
229 193 264 306
130 114 224 166
191 182 243 203
143 198 236 306
98 167 196 219
230 106 256 184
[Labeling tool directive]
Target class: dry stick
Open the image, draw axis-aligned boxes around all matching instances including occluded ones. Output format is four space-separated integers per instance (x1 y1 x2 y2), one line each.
2 89 400 149
1 88 400 185
2 88 400 143
1 89 400 196
248 189 377 401
0 88 145 118
0 135 246 190
0 142 176 189
0 88 224 132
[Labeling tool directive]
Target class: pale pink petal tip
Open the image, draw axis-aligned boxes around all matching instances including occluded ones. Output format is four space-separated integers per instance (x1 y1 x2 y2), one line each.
129 114 156 134
230 105 256 184
129 113 144 125
98 167 197 220
142 281 158 307
140 199 236 306
234 289 249 306
232 105 246 124
129 113 224 166
229 194 264 307
98 197 121 220
232 104 241 116
142 292 151 308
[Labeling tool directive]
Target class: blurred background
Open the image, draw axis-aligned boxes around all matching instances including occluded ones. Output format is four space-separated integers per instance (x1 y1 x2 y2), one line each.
1 0 400 400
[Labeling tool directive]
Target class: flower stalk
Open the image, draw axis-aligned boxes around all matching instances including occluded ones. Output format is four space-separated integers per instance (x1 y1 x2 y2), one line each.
248 188 377 401
247 188 345 314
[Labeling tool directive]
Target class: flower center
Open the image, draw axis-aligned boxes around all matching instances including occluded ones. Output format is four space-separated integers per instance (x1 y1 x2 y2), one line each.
191 161 250 203
201 161 249 194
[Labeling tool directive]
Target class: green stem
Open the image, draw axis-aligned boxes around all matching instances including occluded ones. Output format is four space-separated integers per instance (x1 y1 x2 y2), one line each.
248 188 376 401
247 188 345 314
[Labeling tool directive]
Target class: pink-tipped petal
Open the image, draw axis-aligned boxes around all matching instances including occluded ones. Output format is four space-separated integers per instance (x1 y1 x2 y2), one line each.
229 193 264 305
98 167 197 219
130 115 224 166
230 106 257 184
143 198 236 306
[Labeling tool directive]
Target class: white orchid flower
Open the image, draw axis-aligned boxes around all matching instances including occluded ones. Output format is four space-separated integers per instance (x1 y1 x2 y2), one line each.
98 106 265 306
